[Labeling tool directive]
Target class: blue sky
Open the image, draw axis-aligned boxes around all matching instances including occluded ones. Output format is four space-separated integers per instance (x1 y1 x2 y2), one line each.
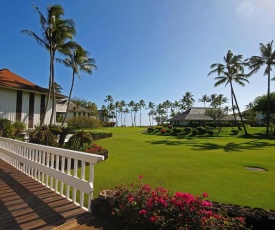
1 0 275 125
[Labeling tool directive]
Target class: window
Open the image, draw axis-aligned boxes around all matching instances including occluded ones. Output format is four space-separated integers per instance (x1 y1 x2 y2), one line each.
16 90 22 122
28 93 34 128
40 94 45 123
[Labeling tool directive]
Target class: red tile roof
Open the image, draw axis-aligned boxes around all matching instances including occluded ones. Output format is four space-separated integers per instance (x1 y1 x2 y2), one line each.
0 68 66 98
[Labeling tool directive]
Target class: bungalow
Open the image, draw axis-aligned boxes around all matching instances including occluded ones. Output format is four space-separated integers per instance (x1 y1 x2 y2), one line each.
167 107 240 126
56 100 96 122
0 68 66 128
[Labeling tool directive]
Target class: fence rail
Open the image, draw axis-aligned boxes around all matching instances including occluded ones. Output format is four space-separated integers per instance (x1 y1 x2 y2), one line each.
0 137 104 212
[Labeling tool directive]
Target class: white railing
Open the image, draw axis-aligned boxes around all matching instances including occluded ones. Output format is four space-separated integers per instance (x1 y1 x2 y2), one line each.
0 137 104 212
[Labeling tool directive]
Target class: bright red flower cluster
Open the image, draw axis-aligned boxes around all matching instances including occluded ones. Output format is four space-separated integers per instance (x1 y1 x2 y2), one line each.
86 143 105 154
112 179 247 229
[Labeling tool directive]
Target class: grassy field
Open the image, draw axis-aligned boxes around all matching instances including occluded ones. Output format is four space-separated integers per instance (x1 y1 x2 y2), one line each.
91 127 275 210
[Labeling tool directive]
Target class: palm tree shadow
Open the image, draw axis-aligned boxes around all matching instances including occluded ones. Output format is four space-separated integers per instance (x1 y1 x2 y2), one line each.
188 140 274 152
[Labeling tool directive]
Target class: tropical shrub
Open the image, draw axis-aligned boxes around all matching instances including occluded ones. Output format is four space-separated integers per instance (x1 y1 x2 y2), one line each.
67 131 93 151
155 126 162 131
147 127 154 133
160 129 166 135
189 121 200 127
172 127 182 135
111 181 247 229
0 118 13 138
89 131 112 140
183 127 192 133
12 121 26 139
207 130 215 135
67 116 102 130
29 125 58 146
191 128 199 136
197 126 207 135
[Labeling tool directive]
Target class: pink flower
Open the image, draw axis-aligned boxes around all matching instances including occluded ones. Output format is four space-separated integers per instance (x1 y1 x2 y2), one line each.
128 197 134 202
138 209 147 215
202 201 212 207
138 175 143 179
202 192 209 198
150 216 157 222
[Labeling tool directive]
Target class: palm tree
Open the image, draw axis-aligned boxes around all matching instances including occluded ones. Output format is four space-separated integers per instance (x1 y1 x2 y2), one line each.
198 94 210 107
216 94 228 108
209 94 218 108
163 100 172 119
56 45 97 125
128 100 135 126
123 108 130 126
246 41 275 135
147 102 155 126
208 50 249 135
181 92 195 109
114 101 121 126
173 100 180 114
54 82 63 93
139 100 146 127
22 5 76 124
101 105 108 122
104 95 114 118
119 100 126 126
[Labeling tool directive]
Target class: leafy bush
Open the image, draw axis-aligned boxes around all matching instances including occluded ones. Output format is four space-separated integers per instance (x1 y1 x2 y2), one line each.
102 121 116 127
111 181 247 229
29 125 58 146
160 129 166 135
183 127 192 133
0 118 13 138
12 121 26 139
89 131 112 140
155 126 162 131
197 126 207 135
147 127 154 133
67 131 93 151
67 116 102 130
172 127 182 134
86 143 108 159
207 130 215 135
168 125 173 129
166 129 171 134
191 128 199 136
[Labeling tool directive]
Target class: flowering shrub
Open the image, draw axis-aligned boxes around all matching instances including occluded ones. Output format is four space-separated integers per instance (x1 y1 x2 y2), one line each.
112 179 248 229
168 125 173 129
160 129 166 135
86 143 105 154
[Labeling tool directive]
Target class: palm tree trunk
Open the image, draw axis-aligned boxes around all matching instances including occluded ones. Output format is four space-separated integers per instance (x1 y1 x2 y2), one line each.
130 109 133 126
230 82 238 128
50 50 56 124
232 88 248 136
140 110 142 127
62 71 75 126
266 68 271 136
43 74 52 125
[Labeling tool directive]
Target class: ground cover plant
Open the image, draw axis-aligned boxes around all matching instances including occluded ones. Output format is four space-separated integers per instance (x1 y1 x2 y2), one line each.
92 127 275 210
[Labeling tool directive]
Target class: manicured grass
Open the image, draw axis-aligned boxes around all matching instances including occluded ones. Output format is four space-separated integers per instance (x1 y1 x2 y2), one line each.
92 127 275 210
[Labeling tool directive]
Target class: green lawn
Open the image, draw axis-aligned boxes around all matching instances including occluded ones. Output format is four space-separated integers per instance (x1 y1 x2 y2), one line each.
92 127 275 210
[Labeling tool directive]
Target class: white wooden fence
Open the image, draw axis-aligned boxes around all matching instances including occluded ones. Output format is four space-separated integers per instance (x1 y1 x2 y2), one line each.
0 137 104 212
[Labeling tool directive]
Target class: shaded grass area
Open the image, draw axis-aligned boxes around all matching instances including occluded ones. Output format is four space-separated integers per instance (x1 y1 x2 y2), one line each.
92 127 275 210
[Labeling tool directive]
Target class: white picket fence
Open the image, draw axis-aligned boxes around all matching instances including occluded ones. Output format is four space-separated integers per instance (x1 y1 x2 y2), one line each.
0 137 104 212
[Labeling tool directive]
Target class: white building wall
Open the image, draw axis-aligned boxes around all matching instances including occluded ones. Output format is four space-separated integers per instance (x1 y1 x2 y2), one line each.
21 91 29 127
33 94 41 128
0 88 16 121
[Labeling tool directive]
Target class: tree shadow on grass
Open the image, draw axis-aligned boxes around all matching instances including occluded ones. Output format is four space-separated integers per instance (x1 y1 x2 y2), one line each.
146 138 275 152
187 140 275 152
